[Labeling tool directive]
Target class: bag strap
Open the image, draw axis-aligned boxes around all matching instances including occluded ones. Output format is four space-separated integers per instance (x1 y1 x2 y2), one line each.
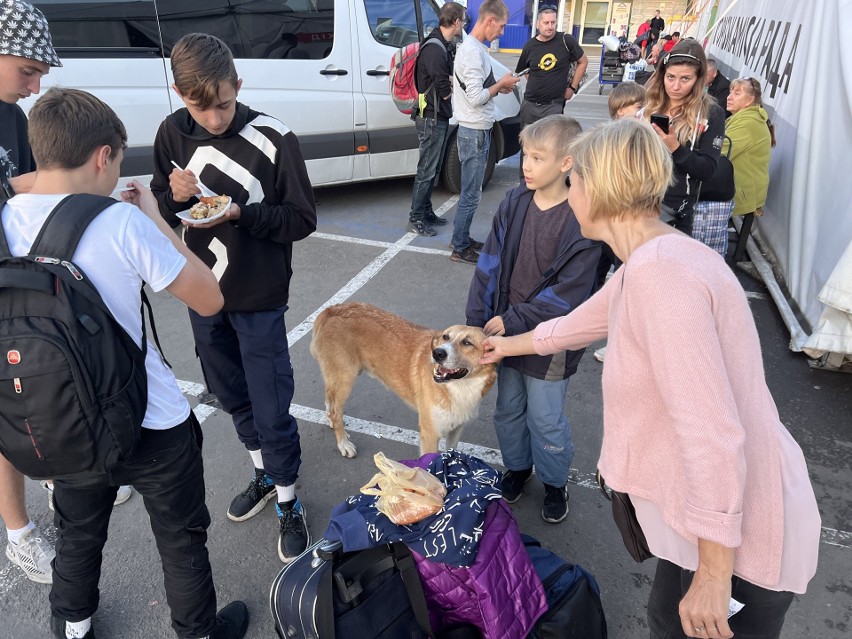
28 193 116 260
390 542 434 638
0 192 15 259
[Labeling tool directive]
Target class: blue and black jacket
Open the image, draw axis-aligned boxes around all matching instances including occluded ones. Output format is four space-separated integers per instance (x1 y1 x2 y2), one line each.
466 186 601 381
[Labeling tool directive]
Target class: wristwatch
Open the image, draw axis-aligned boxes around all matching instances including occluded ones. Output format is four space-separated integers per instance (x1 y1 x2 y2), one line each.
569 84 579 93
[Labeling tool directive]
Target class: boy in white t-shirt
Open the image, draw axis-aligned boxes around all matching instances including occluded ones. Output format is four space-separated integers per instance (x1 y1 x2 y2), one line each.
1 87 247 639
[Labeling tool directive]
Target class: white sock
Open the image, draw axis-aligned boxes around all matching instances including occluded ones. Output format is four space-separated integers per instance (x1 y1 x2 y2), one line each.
6 521 35 545
65 618 92 638
276 484 295 503
248 449 264 469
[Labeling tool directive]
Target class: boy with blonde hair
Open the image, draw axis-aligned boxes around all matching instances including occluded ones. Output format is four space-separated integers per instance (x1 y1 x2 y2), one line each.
466 115 600 522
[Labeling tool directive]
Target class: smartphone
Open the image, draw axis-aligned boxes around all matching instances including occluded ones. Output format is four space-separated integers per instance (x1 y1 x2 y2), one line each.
650 113 670 134
512 68 530 78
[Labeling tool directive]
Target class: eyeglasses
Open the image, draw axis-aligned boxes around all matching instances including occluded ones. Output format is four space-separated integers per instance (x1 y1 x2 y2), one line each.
538 4 558 11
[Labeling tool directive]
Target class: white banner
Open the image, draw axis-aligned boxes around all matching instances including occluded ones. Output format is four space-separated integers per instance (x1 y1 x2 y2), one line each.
706 0 852 332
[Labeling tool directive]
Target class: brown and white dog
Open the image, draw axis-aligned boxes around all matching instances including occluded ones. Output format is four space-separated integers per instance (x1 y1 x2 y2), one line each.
310 302 496 457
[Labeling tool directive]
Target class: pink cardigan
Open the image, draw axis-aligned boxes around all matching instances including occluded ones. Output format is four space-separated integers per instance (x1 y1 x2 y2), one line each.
533 235 820 591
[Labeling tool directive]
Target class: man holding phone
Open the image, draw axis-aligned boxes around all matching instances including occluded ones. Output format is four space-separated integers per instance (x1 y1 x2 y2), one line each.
515 3 587 178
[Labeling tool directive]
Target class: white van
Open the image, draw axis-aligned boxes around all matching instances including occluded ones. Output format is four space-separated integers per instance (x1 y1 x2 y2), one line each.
29 0 521 192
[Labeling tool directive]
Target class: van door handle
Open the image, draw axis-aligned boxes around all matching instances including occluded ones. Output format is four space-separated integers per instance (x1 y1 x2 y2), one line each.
319 68 348 76
366 69 390 76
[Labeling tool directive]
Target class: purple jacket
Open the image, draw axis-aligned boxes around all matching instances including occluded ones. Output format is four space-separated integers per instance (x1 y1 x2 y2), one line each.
413 500 547 638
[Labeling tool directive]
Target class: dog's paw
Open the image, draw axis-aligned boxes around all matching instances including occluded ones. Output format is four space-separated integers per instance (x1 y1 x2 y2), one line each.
338 436 358 458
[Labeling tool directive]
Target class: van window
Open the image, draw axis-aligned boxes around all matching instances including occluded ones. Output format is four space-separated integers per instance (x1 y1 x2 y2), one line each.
34 1 335 60
363 0 439 47
158 0 335 60
33 1 161 56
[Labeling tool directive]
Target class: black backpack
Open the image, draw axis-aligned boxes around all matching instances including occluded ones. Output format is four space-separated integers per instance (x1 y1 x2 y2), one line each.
0 193 149 479
523 535 607 639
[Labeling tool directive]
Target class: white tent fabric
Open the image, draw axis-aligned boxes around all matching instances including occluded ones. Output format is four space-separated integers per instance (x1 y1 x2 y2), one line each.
705 0 852 358
803 239 852 363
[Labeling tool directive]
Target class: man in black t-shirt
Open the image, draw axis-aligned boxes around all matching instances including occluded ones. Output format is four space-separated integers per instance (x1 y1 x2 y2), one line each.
515 5 587 178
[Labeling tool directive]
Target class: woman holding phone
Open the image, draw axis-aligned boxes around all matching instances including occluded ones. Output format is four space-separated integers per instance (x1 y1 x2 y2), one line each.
481 118 820 639
643 39 725 236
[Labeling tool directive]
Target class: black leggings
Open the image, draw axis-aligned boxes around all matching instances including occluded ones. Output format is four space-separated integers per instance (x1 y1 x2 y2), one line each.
647 559 795 639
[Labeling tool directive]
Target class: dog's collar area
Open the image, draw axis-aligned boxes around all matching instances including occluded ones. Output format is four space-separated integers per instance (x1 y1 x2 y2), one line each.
433 365 470 383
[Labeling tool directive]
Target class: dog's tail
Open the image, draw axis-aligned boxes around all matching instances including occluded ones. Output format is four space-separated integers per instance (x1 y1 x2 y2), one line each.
309 308 331 361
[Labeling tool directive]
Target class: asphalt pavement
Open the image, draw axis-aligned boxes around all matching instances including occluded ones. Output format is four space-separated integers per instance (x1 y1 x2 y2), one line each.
2 56 851 639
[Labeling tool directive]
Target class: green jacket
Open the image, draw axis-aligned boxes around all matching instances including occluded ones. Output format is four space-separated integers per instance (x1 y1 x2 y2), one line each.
723 105 772 216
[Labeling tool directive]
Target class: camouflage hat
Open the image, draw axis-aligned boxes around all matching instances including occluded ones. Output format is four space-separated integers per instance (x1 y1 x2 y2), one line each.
0 0 62 67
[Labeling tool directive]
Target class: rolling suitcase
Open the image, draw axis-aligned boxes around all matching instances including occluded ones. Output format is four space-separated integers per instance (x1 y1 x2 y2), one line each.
270 539 434 639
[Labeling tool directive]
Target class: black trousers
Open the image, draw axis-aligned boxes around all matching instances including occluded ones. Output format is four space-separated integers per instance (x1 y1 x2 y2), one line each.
647 559 795 639
50 415 218 638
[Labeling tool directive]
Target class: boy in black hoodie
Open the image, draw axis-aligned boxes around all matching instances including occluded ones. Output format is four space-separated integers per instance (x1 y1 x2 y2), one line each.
151 33 316 564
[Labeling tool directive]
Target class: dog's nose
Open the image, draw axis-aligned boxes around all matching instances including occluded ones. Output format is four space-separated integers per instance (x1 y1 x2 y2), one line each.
432 348 447 362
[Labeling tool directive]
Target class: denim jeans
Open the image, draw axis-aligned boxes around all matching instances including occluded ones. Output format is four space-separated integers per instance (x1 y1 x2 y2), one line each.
451 125 490 252
51 416 218 638
492 364 574 487
189 305 301 486
409 116 450 222
648 559 795 639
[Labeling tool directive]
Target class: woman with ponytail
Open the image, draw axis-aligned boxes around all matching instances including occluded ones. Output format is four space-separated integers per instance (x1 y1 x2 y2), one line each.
725 77 776 261
643 39 726 236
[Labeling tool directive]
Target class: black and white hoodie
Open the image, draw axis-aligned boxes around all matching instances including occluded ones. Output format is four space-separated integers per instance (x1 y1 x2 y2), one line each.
151 102 316 312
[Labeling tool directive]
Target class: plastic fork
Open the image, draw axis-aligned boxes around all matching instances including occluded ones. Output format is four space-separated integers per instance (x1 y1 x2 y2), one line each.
170 160 217 198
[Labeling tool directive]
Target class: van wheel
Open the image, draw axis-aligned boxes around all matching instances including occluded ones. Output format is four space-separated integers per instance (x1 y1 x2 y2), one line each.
441 129 498 194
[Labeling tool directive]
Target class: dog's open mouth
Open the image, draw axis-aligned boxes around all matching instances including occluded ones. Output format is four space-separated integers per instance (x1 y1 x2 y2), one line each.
433 365 470 383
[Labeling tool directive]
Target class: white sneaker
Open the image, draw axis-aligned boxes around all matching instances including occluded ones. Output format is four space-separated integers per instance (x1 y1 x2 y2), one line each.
594 346 607 362
5 526 55 584
42 482 133 511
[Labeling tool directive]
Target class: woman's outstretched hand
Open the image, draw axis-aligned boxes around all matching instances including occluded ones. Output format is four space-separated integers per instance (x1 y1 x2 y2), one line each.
480 336 507 365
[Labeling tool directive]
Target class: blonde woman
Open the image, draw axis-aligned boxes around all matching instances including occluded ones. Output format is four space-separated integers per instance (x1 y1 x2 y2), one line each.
644 40 725 237
481 118 820 639
725 77 776 262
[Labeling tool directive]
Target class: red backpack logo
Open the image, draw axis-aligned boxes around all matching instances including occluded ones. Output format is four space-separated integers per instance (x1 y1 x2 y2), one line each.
389 38 446 115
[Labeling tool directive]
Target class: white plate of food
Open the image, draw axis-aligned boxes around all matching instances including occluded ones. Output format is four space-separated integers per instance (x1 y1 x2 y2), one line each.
176 195 232 225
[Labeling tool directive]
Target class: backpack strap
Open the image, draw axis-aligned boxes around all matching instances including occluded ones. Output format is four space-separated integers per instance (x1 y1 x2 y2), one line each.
0 192 13 259
28 193 116 260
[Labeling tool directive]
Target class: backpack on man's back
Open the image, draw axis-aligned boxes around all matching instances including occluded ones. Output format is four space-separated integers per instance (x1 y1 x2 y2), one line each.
389 37 447 116
0 193 149 479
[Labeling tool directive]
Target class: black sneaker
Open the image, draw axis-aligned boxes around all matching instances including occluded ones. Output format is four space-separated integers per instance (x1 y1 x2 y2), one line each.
542 484 570 523
500 468 533 504
210 601 250 639
277 498 310 563
449 247 479 264
424 213 448 226
407 220 437 236
227 468 276 522
51 617 96 639
448 238 484 251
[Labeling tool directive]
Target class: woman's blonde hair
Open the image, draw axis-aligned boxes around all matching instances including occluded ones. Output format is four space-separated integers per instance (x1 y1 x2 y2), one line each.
730 77 777 147
644 40 715 146
569 119 673 221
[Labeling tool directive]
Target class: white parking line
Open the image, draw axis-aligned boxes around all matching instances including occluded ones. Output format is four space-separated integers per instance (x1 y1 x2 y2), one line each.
286 195 459 347
177 379 851 550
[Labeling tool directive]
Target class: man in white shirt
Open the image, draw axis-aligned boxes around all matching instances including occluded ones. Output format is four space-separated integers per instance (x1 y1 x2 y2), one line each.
1 86 246 639
449 0 519 264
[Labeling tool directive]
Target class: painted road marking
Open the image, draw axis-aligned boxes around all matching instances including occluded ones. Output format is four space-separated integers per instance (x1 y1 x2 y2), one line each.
177 379 851 551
